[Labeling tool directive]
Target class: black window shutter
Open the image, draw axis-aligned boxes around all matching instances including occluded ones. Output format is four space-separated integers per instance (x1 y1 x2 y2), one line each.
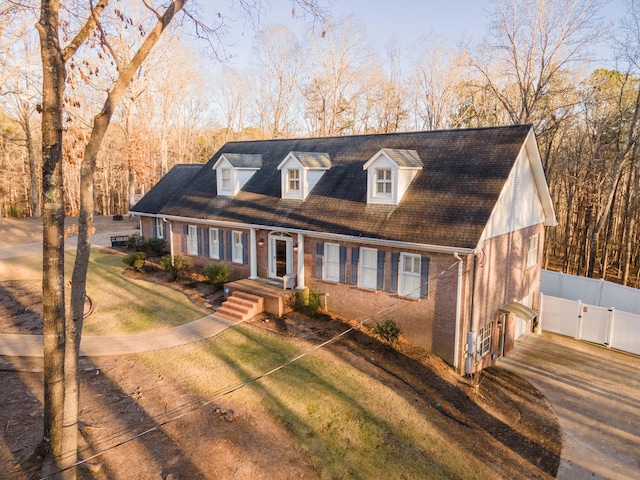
203 228 210 257
420 256 431 299
162 221 167 240
390 252 400 293
377 250 385 290
152 219 157 238
218 229 224 259
197 227 203 256
242 232 248 264
350 247 359 285
182 225 188 253
339 245 347 283
315 242 324 278
226 230 232 261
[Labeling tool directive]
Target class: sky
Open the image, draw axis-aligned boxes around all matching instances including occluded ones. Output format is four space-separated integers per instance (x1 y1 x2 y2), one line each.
213 0 628 70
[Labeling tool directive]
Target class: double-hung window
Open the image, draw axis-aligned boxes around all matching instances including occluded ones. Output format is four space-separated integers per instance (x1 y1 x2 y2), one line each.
221 168 231 191
360 247 378 289
376 169 392 196
155 218 164 239
478 324 492 357
527 233 539 267
288 168 300 192
188 225 198 255
232 231 243 263
209 228 219 259
324 243 341 282
400 253 421 297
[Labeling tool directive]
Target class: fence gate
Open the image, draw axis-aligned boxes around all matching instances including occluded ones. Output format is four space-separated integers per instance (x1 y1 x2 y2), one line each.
579 304 611 345
541 294 640 355
540 295 579 337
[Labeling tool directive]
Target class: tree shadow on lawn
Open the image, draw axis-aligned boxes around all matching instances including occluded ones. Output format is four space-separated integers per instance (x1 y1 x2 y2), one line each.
3 354 211 479
276 314 562 479
212 327 473 479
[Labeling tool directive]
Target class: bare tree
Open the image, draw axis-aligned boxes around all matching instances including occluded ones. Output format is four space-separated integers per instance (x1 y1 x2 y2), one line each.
36 1 189 476
252 24 303 138
410 35 465 130
302 16 372 136
470 0 602 130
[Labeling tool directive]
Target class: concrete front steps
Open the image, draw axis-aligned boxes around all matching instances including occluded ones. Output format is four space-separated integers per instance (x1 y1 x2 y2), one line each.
215 291 264 322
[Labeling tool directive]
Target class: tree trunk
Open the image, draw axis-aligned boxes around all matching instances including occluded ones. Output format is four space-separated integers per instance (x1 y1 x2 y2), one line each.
36 2 67 476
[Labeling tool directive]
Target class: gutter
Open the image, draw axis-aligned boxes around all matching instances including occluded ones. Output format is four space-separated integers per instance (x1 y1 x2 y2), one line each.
128 212 475 256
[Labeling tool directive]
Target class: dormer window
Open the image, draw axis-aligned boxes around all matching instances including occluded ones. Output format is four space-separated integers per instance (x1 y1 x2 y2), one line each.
278 152 331 200
221 168 231 190
376 169 392 196
288 168 300 192
212 153 262 196
364 149 423 205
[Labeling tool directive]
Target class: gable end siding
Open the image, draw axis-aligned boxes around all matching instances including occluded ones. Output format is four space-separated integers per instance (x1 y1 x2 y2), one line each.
480 148 545 243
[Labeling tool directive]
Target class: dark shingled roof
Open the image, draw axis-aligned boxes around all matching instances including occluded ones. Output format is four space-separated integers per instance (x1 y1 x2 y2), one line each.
131 125 533 249
131 165 201 214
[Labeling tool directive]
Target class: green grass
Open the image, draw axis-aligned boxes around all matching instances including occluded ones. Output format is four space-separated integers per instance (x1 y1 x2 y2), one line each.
139 326 491 480
0 249 205 334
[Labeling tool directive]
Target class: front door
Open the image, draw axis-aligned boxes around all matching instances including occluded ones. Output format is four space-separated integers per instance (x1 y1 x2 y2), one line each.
269 233 293 279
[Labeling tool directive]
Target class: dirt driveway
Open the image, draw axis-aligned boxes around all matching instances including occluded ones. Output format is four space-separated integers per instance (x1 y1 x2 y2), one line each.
499 332 640 480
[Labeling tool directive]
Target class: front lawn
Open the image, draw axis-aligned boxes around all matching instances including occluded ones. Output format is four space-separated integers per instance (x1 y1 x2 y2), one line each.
0 248 206 335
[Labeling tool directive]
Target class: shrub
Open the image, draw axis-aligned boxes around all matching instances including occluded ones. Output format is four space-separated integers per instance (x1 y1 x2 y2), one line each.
373 318 402 346
123 251 146 272
7 204 23 218
127 233 144 249
159 254 189 281
205 263 230 290
144 237 167 257
290 289 322 316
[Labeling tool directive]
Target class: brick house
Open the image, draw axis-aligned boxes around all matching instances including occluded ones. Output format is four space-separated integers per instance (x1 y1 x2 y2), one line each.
130 125 556 374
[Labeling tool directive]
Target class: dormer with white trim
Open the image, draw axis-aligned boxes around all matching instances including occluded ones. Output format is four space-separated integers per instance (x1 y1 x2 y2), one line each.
363 149 423 205
277 152 331 200
212 153 262 196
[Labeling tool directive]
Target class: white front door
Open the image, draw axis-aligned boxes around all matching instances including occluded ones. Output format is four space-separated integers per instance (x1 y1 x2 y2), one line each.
268 233 293 279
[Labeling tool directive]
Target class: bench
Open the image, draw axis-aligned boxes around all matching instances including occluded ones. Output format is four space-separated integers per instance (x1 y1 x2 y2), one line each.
110 235 129 247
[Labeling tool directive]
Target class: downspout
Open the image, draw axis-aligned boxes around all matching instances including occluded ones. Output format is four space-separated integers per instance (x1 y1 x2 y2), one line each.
465 253 478 375
453 252 464 371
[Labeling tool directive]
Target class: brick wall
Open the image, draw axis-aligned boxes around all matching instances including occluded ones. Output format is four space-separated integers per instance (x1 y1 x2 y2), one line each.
471 223 545 371
302 236 461 365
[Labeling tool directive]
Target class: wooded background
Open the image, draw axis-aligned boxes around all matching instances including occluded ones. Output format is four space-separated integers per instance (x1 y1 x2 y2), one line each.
2 0 640 286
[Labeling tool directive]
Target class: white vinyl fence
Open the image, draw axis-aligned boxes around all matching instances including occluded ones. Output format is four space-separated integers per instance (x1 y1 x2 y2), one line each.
540 271 640 356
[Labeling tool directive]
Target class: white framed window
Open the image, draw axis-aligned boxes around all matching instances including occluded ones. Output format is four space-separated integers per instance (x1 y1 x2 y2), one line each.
400 253 421 297
376 169 392 196
209 228 219 259
232 230 243 263
288 168 300 192
527 233 539 267
221 168 231 190
188 225 198 255
155 218 164 239
324 243 341 282
360 247 378 289
478 324 492 357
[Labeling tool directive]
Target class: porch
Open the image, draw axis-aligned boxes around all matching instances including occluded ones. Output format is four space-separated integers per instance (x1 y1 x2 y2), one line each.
222 278 298 319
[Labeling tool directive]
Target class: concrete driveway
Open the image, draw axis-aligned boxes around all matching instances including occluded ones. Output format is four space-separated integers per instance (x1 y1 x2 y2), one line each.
500 332 640 480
